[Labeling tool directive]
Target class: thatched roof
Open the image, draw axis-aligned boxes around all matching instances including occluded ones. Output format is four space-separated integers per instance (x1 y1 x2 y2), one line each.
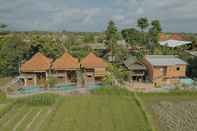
52 52 80 70
81 53 106 69
21 52 52 72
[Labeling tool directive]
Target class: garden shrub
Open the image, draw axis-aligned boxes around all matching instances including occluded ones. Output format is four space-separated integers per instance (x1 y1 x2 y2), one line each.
17 94 57 106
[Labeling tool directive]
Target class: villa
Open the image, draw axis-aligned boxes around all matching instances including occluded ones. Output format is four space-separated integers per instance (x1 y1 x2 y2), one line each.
143 55 188 86
51 52 80 84
81 53 106 85
19 52 52 86
19 52 107 87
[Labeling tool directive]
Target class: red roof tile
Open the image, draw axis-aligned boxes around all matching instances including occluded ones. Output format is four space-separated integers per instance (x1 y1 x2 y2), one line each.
159 33 169 41
81 53 106 69
52 52 80 70
21 52 52 72
160 33 186 41
169 33 184 41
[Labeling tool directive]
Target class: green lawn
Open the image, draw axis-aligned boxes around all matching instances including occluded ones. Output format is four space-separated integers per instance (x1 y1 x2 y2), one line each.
0 94 149 131
0 77 12 87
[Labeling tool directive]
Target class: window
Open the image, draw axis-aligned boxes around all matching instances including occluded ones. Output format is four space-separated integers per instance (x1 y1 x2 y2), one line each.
160 68 165 75
177 67 180 71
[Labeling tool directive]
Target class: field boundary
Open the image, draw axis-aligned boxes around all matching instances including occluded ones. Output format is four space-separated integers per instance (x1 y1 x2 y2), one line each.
133 92 156 131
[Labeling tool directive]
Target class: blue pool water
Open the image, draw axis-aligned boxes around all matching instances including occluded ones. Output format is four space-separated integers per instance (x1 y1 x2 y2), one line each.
53 84 76 91
17 87 44 94
180 78 194 85
17 84 103 94
88 83 102 90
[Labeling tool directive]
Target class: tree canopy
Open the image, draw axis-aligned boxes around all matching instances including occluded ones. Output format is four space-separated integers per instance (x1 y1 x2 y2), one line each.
137 17 149 32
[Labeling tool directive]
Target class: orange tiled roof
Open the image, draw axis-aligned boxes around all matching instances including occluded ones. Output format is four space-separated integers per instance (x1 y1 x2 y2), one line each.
159 33 169 41
160 33 185 41
21 52 52 72
81 53 106 69
52 52 80 70
169 33 184 41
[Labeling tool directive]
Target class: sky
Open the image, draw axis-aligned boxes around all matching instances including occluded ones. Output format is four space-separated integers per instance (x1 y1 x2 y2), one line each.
0 0 197 32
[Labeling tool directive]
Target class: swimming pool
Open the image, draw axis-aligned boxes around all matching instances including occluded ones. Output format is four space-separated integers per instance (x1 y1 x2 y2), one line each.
17 84 103 94
88 83 103 90
53 84 77 91
17 87 44 94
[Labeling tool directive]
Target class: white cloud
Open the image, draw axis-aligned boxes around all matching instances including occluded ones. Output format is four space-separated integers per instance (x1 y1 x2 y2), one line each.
0 0 197 32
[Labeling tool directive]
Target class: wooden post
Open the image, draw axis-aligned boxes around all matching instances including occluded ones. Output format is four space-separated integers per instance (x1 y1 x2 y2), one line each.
34 76 37 86
46 72 48 80
65 72 68 83
24 78 27 87
76 71 80 88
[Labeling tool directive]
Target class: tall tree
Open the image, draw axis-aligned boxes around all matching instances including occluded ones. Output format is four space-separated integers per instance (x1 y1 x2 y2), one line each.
137 17 149 32
105 20 119 63
121 28 143 46
149 20 162 45
137 17 149 44
188 57 197 78
0 36 31 76
0 24 7 29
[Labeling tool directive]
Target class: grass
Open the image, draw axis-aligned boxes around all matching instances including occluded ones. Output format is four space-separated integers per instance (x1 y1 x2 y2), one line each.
1 87 197 131
41 96 148 131
0 90 149 131
0 77 12 87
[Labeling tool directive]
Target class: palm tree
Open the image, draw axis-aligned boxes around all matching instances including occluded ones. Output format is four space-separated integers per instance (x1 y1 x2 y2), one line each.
137 17 149 44
137 17 149 32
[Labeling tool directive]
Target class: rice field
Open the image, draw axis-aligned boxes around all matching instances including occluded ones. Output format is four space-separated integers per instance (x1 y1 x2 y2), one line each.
140 93 197 131
0 95 149 131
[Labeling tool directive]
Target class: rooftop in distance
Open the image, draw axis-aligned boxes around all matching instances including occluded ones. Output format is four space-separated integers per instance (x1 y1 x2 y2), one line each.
145 55 187 66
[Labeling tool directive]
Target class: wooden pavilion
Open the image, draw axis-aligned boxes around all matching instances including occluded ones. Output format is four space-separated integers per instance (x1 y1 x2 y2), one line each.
19 52 52 87
51 52 80 84
81 53 106 85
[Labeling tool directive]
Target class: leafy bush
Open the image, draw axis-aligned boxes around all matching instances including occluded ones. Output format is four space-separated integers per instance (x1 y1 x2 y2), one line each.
17 94 57 106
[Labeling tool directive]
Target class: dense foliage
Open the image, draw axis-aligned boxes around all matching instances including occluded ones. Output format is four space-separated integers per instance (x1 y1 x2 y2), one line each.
18 94 57 106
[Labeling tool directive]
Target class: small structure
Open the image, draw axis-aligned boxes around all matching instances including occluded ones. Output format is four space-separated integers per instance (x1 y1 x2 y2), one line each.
160 40 192 48
159 33 192 48
81 53 106 85
19 53 52 87
51 52 80 84
124 56 147 82
143 55 187 85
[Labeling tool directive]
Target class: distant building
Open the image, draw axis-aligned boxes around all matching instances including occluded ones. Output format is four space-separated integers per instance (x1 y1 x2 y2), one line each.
124 56 147 82
143 55 187 85
159 33 192 48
